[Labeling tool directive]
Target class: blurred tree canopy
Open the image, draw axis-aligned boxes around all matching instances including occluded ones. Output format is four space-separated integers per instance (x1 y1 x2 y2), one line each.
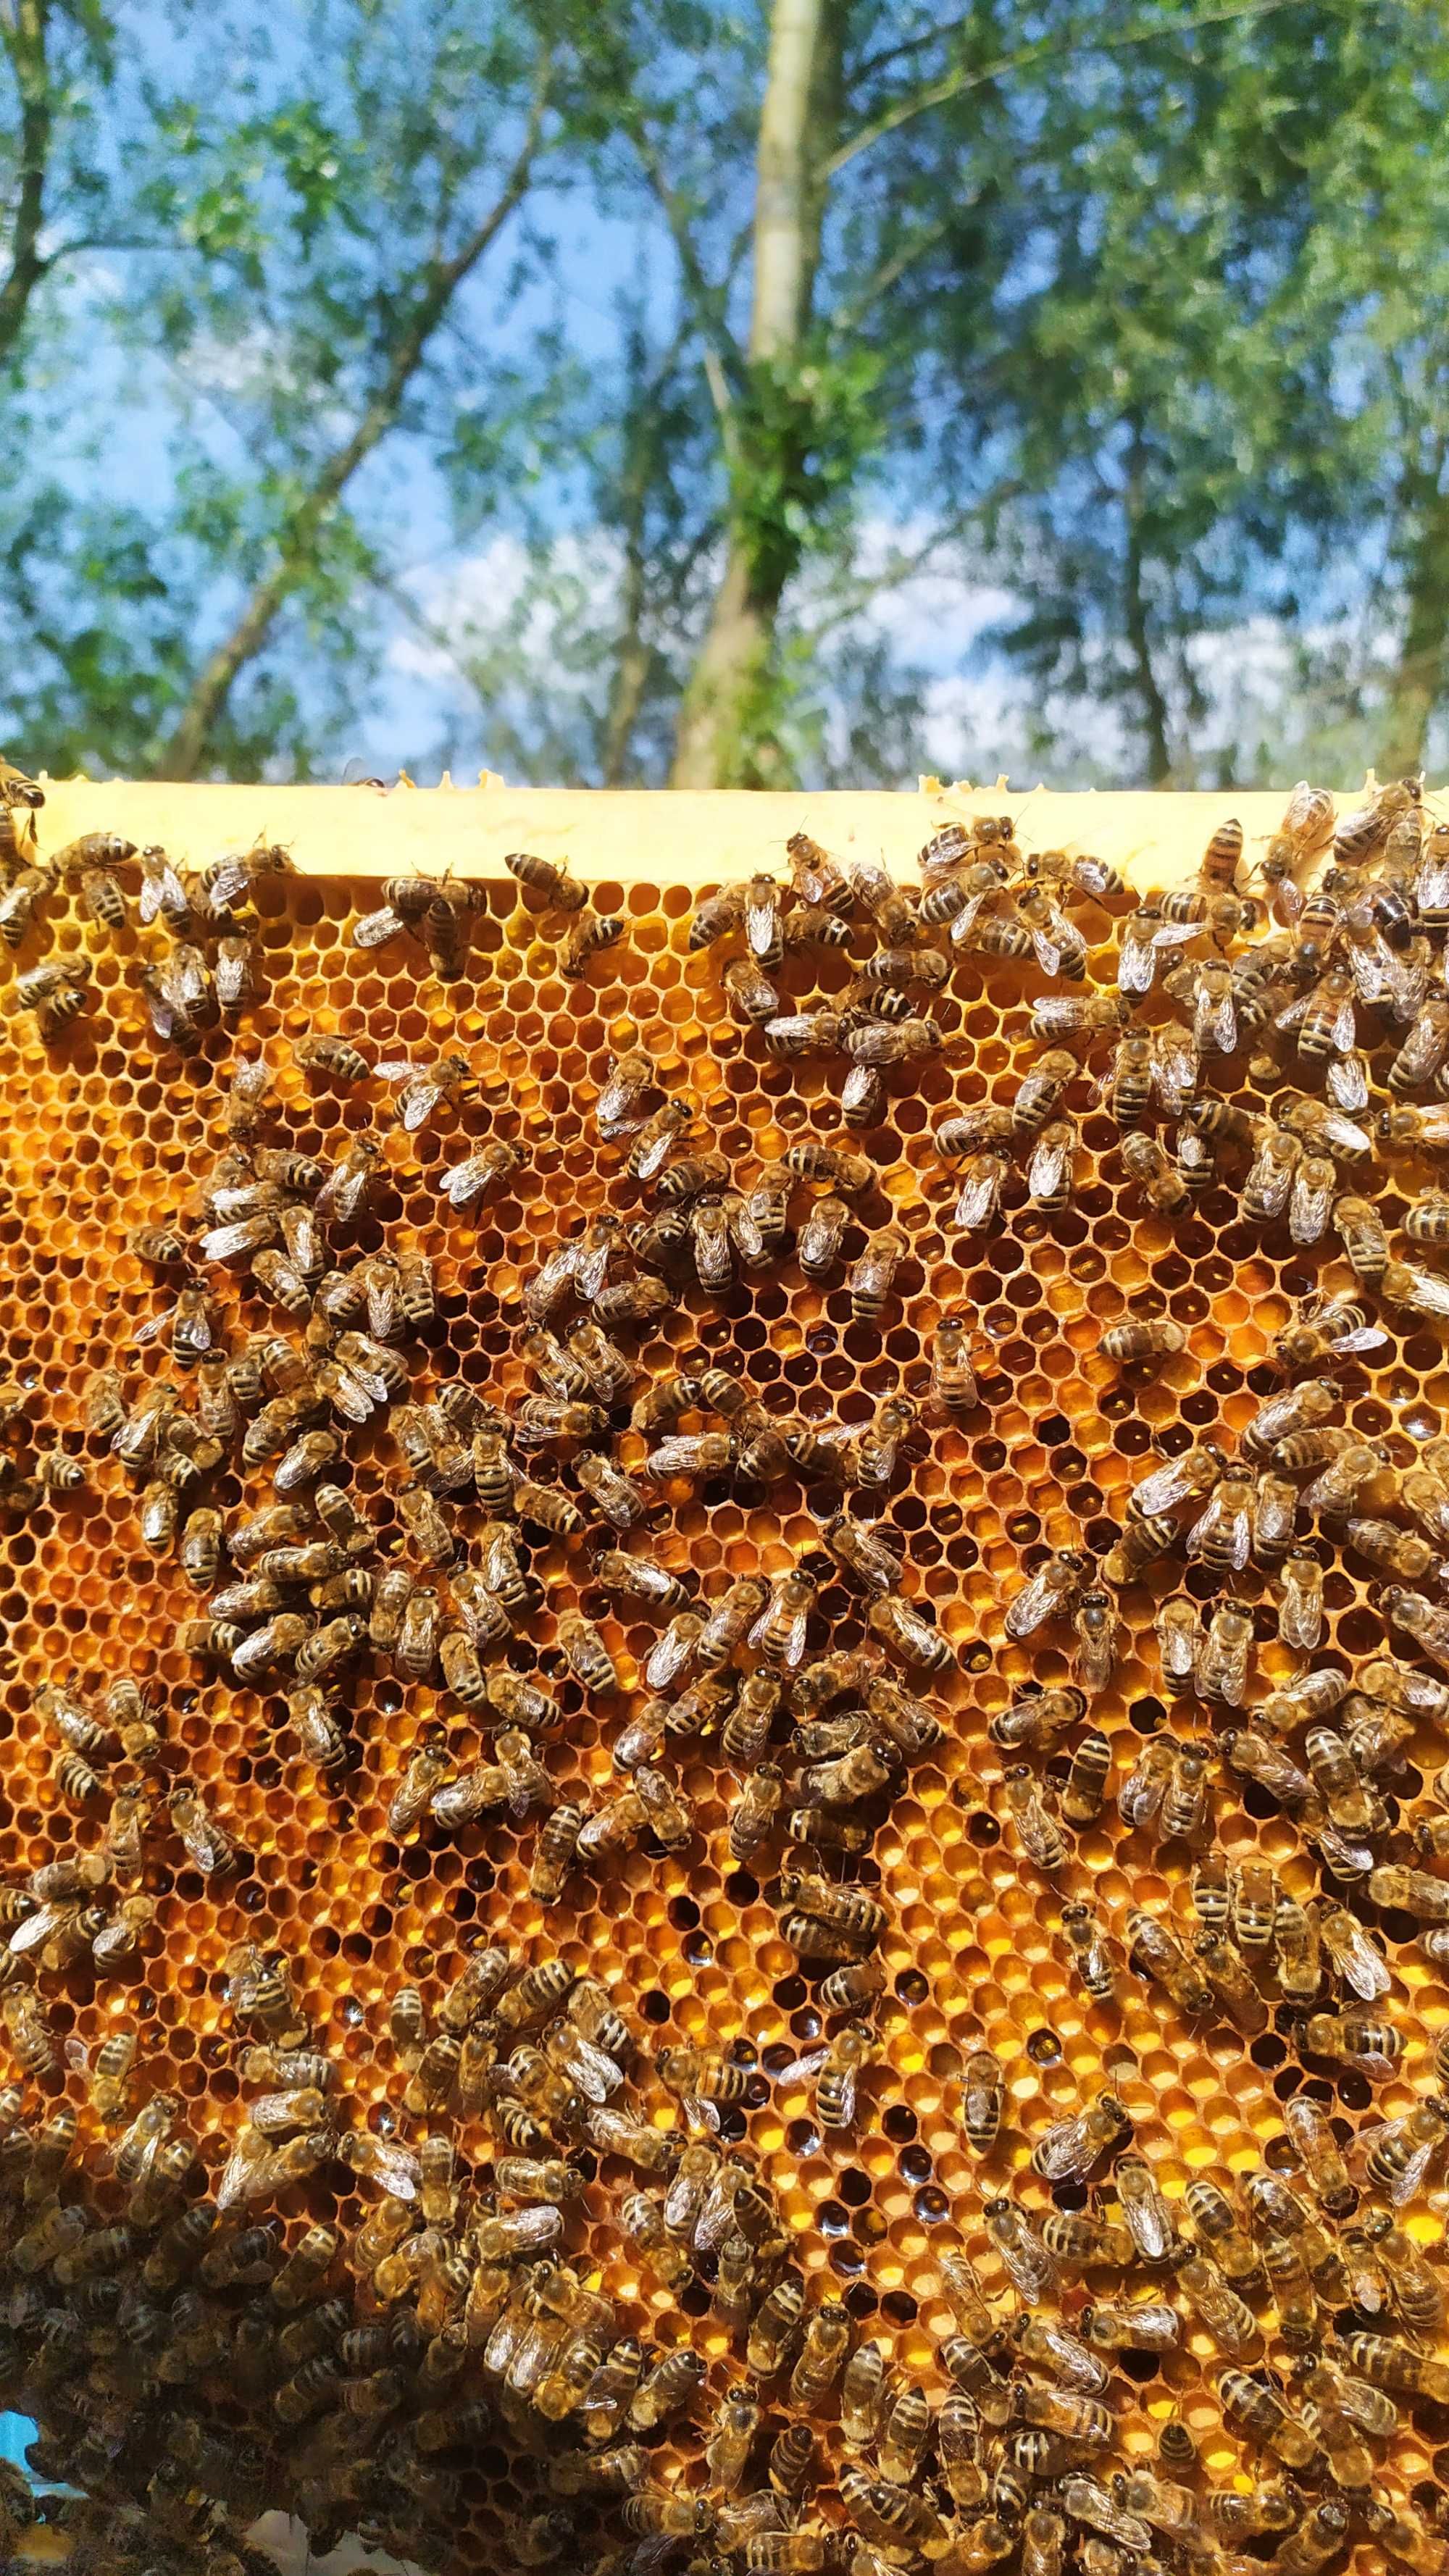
0 0 1439 786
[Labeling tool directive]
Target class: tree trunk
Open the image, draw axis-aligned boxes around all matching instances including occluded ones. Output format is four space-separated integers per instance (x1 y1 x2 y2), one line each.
0 0 53 369
1379 470 1449 779
153 89 547 782
1122 430 1172 786
669 0 840 787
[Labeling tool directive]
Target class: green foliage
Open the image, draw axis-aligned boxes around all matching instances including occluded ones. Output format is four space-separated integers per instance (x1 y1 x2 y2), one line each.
3 1 1449 785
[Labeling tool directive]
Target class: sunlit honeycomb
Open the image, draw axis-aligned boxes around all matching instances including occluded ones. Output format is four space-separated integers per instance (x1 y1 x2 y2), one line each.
0 795 1445 2576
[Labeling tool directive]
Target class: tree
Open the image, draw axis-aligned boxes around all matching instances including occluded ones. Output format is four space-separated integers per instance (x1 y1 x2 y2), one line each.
145 0 573 780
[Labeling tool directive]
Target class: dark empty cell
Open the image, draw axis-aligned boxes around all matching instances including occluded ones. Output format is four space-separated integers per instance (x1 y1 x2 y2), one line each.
1038 1414 1072 1445
879 2291 917 2328
773 1975 807 2011
880 2107 916 2147
724 1870 759 1907
1051 2181 1088 2213
966 1811 1001 1846
1250 2034 1287 2070
898 2145 933 2183
839 2166 874 2207
1129 1698 1166 1735
668 1895 700 1931
787 2120 822 2158
639 1990 671 2025
895 1969 930 2004
817 2199 850 2236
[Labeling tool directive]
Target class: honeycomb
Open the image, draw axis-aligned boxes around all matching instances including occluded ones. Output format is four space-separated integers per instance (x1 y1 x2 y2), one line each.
0 784 1447 2576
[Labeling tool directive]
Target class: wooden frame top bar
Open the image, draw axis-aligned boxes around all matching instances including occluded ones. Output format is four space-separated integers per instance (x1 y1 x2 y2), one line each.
26 777 1385 894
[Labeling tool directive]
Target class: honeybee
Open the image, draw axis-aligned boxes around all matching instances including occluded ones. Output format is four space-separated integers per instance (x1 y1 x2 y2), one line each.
983 2197 1058 2301
1186 1474 1251 1574
1196 1601 1252 1705
848 1224 906 1322
1080 2299 1179 2355
1315 1897 1389 2001
1300 2009 1402 2075
1001 1767 1068 1873
1031 2090 1129 2183
503 848 587 911
1060 1901 1116 2002
1127 1908 1214 2015
1021 1115 1073 1211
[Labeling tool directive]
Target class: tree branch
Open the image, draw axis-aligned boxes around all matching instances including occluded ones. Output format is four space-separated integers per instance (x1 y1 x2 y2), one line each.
152 60 552 782
823 0 1313 179
0 0 52 368
628 126 738 418
830 212 954 333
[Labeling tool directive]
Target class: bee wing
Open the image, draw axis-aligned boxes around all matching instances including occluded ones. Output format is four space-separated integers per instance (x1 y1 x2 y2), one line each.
1129 1455 1195 1517
1151 1029 1198 1113
354 905 405 948
1321 1110 1371 1156
200 1216 278 1263
575 1234 615 1302
1030 921 1065 977
1035 2112 1095 2180
9 1902 67 1957
1327 990 1358 1054
1388 945 1429 1024
746 884 779 958
327 1366 377 1424
1151 917 1204 956
1320 1926 1392 1999
1278 1568 1322 1651
1421 854 1449 913
1288 1159 1333 1245
1004 1567 1055 1641
1347 937 1390 1005
1329 1323 1389 1358
775 2046 831 2090
397 1077 443 1132
782 1602 812 1669
1200 984 1237 1053
953 1154 1006 1230
131 1306 175 1349
62 2034 89 2075
1027 1129 1072 1201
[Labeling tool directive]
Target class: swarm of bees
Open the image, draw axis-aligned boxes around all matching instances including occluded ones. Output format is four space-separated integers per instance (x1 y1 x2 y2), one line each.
7 768 1449 2576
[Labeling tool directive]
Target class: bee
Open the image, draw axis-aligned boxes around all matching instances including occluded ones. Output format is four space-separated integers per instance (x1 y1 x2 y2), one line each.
837 2470 949 2565
1196 1601 1252 1705
1300 2010 1402 2075
1060 1901 1116 2001
1373 2225 1442 2341
1101 1316 1186 1370
1172 2253 1257 2356
1116 1734 1174 1828
950 1147 1009 1231
983 2197 1058 2301
799 2021 872 2131
1032 2089 1129 2183
1217 2369 1319 2467
1003 1547 1091 1642
1157 1741 1209 1842
559 906 626 977
1001 1767 1068 1872
1153 1595 1199 1692
0 1983 54 2082
501 848 587 911
1185 1472 1251 1574
1027 1116 1077 1210
1342 2330 1449 2403
848 1224 906 1322
1316 1898 1389 2002
1127 1908 1214 2015
1271 1896 1321 2007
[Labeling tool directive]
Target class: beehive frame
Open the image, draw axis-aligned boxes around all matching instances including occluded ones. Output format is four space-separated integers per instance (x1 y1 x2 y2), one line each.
1 775 1448 2576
